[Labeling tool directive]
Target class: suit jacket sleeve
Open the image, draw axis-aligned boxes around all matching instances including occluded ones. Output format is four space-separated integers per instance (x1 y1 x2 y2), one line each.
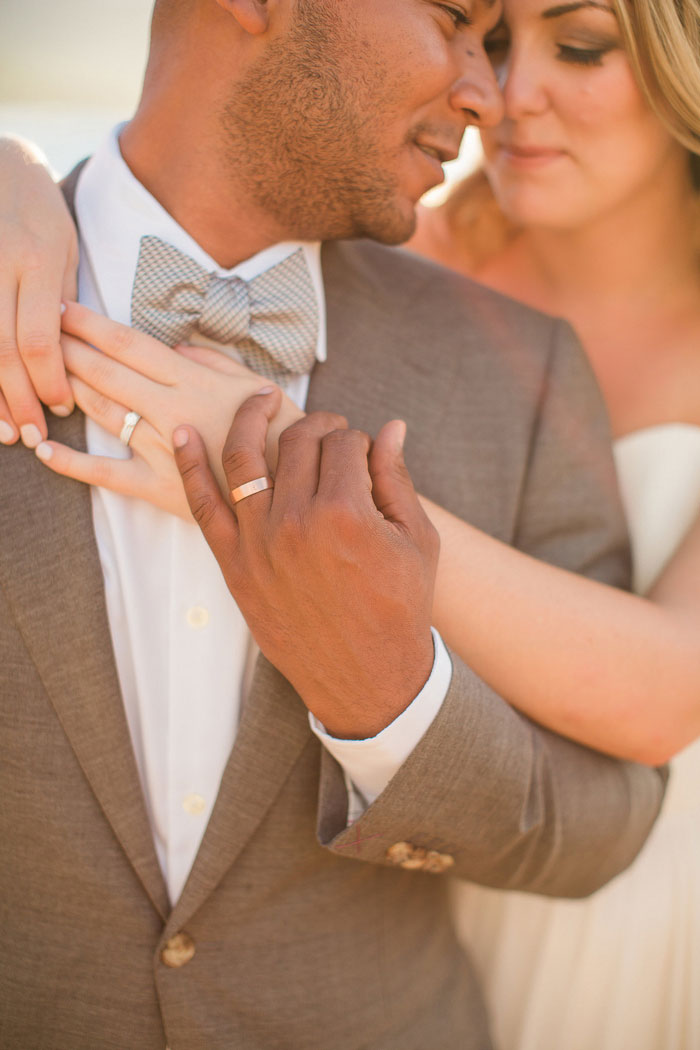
316 316 667 899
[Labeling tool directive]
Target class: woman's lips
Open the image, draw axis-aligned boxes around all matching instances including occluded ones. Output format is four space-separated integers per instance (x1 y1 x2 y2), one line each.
496 144 567 168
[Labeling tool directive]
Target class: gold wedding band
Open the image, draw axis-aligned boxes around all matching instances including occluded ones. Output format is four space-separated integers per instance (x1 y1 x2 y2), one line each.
230 476 274 504
119 410 142 447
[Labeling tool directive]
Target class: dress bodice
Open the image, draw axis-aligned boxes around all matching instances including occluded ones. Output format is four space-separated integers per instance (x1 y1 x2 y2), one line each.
453 424 700 1050
614 423 700 816
613 423 700 594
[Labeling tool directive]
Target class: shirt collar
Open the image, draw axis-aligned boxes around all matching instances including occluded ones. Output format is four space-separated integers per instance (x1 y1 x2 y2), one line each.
75 124 327 362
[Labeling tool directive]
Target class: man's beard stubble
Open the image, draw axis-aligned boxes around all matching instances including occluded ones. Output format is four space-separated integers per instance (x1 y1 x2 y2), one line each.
218 1 416 245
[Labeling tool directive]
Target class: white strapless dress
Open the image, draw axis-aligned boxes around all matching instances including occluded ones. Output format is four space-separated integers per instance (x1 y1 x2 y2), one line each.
454 424 700 1050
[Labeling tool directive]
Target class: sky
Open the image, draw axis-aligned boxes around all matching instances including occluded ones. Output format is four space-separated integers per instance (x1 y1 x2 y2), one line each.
1 0 151 110
0 0 152 172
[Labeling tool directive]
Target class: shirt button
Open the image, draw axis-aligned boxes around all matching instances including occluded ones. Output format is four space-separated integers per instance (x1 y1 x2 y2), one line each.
182 793 206 816
186 605 210 629
161 932 195 968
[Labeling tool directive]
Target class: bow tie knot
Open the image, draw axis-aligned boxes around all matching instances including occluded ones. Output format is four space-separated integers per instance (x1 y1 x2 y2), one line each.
130 235 319 383
199 274 250 346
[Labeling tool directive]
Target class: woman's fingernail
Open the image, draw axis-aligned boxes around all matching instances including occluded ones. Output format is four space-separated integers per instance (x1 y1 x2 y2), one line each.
60 302 67 315
395 420 407 452
255 386 276 396
20 424 43 449
35 442 53 462
0 421 16 444
49 403 72 418
173 427 189 449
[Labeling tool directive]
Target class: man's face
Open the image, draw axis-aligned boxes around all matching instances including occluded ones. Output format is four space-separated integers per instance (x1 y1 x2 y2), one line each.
221 0 504 244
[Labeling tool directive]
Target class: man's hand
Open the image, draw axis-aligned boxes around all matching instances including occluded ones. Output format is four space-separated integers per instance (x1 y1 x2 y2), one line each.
173 389 439 739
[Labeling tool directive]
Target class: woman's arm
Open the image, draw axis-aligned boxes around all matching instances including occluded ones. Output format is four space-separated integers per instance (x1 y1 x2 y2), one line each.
0 136 78 443
425 496 700 765
6 144 696 765
39 306 700 764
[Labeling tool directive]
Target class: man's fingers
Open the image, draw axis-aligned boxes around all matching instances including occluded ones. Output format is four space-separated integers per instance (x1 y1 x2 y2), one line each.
220 388 282 519
61 300 179 384
273 411 349 510
315 428 373 507
174 425 241 571
369 420 427 531
16 269 74 415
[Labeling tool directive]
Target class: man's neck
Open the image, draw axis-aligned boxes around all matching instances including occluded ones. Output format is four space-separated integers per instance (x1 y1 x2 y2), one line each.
119 113 288 269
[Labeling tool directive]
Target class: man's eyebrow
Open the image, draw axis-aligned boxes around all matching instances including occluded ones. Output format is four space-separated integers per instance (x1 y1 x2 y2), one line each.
542 1 615 18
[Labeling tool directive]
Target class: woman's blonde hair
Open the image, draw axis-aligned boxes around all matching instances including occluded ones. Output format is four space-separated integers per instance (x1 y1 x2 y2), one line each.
614 0 700 183
442 0 700 264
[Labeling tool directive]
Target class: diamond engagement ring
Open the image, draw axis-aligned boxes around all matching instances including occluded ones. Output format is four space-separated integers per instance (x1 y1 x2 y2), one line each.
119 410 142 447
230 476 274 504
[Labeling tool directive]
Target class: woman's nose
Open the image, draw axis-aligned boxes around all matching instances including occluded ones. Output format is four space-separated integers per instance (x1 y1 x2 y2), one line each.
500 46 549 117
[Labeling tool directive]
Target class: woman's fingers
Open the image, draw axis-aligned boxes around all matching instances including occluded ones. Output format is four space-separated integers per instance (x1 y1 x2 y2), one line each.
0 387 19 444
68 374 158 455
174 342 267 383
34 420 191 521
61 301 180 385
62 337 170 426
17 271 74 417
35 440 143 490
0 141 76 440
0 276 47 445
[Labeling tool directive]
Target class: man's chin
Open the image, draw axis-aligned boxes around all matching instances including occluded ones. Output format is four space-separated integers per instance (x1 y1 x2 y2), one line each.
353 201 417 246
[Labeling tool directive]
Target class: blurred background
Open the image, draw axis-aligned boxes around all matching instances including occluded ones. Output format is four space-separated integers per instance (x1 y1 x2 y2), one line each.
0 0 151 174
0 0 480 194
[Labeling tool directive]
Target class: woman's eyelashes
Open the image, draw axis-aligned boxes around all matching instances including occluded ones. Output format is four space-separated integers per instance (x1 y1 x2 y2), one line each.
557 41 616 65
483 34 618 70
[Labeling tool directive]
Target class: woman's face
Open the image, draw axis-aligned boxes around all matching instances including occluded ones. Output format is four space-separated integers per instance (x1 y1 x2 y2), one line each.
480 0 690 231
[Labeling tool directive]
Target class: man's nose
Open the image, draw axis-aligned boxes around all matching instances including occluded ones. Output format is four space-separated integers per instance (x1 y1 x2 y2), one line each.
449 50 505 128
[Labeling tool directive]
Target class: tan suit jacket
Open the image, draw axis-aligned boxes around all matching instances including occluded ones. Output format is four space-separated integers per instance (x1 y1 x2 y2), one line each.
0 171 666 1049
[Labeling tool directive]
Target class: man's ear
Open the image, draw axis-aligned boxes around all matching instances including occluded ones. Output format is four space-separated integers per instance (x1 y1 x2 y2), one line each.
214 0 270 36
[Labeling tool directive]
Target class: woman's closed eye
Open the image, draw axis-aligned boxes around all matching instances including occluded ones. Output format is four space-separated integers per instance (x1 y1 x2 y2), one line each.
557 41 616 65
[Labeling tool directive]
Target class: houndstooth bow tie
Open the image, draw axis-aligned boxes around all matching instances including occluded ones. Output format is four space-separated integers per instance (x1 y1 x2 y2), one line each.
130 236 319 382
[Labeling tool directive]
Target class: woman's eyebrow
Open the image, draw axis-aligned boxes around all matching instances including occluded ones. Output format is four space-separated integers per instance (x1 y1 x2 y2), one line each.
542 1 615 18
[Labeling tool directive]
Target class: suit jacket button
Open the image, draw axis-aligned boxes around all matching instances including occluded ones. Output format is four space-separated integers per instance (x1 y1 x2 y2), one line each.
386 841 415 866
423 850 455 874
386 842 455 873
386 842 426 869
161 932 196 968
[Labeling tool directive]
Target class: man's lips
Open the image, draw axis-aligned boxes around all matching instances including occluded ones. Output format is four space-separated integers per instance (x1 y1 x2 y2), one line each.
412 139 461 184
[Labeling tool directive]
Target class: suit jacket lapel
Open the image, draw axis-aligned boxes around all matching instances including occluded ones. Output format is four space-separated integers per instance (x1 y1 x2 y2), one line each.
0 411 169 919
165 242 378 931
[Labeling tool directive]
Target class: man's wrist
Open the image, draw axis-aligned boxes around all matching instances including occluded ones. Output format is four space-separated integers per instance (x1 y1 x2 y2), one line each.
309 629 452 807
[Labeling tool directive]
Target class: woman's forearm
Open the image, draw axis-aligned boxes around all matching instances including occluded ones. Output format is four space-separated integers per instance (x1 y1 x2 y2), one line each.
423 497 700 765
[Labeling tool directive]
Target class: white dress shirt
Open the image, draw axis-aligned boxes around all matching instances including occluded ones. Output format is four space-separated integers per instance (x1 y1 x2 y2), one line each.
74 126 451 903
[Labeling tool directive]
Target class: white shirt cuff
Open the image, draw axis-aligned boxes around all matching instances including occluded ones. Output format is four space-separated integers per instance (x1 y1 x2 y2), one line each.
309 628 452 819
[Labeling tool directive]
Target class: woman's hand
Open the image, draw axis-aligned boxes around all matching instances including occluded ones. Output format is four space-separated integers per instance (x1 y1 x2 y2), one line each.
34 301 304 519
0 137 78 445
